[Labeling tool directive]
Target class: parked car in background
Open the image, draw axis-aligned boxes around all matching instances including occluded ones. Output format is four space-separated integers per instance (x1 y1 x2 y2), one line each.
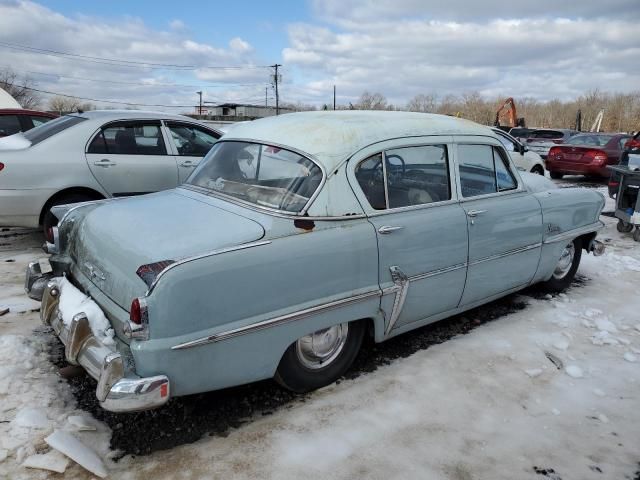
0 110 221 237
546 133 631 180
609 132 640 197
508 127 537 142
491 127 545 175
526 128 578 159
0 109 57 137
26 111 605 412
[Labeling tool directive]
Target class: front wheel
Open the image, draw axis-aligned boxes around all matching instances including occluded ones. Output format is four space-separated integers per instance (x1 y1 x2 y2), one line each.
539 238 582 292
275 320 365 393
550 171 563 180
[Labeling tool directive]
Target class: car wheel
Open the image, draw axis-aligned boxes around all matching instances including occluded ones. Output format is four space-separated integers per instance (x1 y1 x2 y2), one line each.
530 165 545 175
634 228 640 243
275 320 365 393
617 220 634 233
43 194 95 242
550 171 563 180
540 238 582 292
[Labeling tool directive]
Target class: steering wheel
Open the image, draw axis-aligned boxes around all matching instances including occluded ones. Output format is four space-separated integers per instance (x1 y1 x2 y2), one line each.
180 142 195 155
385 154 406 176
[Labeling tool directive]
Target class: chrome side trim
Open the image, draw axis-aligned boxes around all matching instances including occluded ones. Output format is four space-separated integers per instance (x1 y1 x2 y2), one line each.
147 240 271 295
385 266 409 335
468 243 542 267
171 288 382 350
543 221 604 245
409 262 467 282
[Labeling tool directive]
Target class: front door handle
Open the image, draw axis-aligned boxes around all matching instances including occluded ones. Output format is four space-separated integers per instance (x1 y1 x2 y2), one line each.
378 225 404 234
180 160 197 168
94 159 116 167
466 209 487 218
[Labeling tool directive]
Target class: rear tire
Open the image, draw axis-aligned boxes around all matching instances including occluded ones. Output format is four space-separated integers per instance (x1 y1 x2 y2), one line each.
539 238 582 293
550 171 563 180
275 320 365 393
42 193 95 241
530 165 545 176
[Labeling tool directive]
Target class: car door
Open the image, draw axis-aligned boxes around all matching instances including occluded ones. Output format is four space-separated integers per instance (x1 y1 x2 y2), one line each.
164 121 221 184
85 120 178 196
350 141 468 335
455 141 542 306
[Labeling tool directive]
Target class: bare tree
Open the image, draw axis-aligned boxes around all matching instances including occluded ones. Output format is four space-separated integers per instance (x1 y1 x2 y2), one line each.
407 94 437 113
49 96 95 114
356 91 388 110
0 68 40 109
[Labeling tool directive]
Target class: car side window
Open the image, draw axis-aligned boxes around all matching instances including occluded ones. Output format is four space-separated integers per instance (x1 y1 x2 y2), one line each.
30 116 52 128
355 153 386 210
496 132 517 152
385 145 450 208
88 123 167 155
458 145 517 198
166 122 219 156
619 137 631 150
0 115 21 136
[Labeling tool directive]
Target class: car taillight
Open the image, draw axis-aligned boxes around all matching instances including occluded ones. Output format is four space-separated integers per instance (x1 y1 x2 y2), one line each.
609 180 619 188
624 139 640 150
136 260 175 287
548 147 561 159
584 150 607 164
130 297 148 325
0 162 4 172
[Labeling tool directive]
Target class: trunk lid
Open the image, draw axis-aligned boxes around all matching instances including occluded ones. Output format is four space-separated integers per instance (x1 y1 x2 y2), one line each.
551 146 605 164
70 189 265 311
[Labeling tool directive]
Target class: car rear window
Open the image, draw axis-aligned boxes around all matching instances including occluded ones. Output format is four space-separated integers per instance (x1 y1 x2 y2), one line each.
531 130 564 140
509 128 534 138
22 115 86 145
566 134 614 146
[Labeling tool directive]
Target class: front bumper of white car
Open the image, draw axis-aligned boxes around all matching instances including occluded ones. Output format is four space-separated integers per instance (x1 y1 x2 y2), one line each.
39 278 170 412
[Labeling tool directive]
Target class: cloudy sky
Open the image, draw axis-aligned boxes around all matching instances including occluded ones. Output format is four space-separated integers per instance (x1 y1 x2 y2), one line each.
0 0 638 111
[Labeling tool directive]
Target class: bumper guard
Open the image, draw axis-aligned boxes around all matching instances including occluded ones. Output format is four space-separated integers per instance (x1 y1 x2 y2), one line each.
40 279 169 412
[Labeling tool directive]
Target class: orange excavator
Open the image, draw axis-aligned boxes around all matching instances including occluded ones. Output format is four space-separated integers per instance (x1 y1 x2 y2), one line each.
494 97 526 132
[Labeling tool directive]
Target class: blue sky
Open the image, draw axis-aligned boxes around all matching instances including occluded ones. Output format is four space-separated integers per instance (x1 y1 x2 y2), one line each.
0 0 638 110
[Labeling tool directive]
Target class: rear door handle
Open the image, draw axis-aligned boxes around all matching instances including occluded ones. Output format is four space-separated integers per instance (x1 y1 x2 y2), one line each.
180 160 197 168
94 159 116 167
466 209 487 218
378 225 404 234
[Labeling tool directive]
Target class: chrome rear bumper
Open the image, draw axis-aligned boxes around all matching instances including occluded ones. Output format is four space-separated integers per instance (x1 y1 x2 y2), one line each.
25 260 53 301
40 279 170 412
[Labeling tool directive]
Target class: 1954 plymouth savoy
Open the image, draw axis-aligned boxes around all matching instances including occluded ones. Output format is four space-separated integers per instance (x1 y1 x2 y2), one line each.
25 111 606 412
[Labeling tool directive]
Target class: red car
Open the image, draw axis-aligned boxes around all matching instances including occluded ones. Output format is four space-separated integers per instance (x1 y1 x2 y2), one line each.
0 109 58 137
546 133 632 179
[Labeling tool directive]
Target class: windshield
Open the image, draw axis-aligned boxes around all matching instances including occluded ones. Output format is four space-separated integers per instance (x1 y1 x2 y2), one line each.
565 134 613 147
22 115 86 145
187 141 323 213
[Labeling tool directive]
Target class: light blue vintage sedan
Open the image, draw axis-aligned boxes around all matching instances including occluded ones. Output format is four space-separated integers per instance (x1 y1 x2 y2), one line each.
26 111 606 412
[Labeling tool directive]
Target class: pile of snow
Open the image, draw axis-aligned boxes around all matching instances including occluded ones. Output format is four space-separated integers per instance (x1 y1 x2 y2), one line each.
0 134 31 151
57 277 115 346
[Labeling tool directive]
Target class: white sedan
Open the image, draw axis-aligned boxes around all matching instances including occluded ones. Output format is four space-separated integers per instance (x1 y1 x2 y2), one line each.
491 127 546 175
0 110 221 236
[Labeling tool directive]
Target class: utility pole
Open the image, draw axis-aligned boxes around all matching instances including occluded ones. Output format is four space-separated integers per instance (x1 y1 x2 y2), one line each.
196 91 203 115
265 86 268 109
271 64 282 115
333 85 336 110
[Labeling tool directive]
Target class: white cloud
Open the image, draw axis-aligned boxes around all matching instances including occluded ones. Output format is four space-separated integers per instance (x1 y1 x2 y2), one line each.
283 7 640 104
0 1 269 110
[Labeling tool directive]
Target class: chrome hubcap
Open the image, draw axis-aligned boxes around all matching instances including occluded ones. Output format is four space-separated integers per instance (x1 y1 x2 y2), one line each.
295 323 349 369
553 242 575 279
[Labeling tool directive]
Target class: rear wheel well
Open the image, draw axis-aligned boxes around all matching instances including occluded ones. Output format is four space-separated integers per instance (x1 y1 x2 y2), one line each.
578 232 597 252
39 187 105 226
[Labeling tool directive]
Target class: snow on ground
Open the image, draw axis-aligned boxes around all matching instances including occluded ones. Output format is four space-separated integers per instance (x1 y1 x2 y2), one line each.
0 201 639 479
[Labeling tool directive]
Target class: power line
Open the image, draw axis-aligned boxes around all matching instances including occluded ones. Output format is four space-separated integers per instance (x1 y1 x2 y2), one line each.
0 41 272 71
19 85 275 109
1 66 269 89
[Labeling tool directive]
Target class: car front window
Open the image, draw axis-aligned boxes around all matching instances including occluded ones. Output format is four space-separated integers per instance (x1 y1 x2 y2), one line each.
187 141 323 213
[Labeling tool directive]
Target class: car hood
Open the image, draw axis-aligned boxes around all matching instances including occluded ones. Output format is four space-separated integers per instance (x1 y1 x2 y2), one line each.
70 190 265 309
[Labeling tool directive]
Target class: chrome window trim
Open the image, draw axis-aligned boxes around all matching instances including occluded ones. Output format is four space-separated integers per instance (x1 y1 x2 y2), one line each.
350 142 457 214
543 222 604 245
184 138 327 217
457 188 527 203
146 240 271 295
408 262 467 281
171 288 383 350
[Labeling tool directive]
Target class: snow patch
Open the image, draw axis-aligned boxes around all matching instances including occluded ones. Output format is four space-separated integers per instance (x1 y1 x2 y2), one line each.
12 408 50 430
58 278 115 346
552 339 569 351
0 134 31 151
594 317 618 333
45 430 108 478
623 352 637 363
565 365 584 378
524 368 543 378
22 450 69 474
